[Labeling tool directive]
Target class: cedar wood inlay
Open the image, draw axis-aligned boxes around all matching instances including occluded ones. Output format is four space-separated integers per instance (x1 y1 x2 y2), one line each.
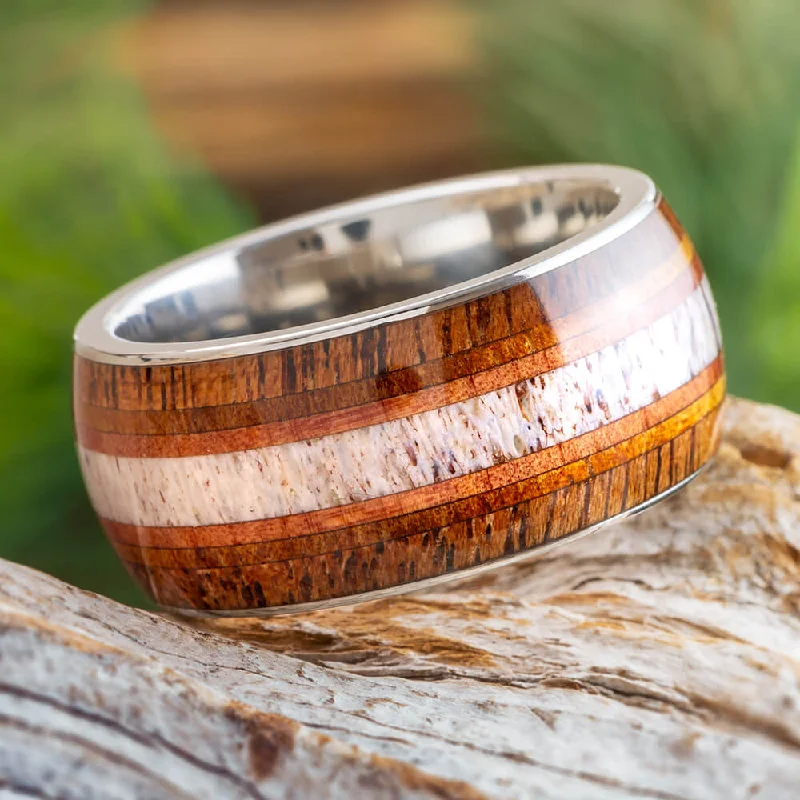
124 399 723 610
101 359 724 551
74 197 725 611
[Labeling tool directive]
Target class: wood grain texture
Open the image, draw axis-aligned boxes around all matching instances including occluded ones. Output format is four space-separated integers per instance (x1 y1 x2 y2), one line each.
74 239 700 439
4 397 800 799
74 200 725 612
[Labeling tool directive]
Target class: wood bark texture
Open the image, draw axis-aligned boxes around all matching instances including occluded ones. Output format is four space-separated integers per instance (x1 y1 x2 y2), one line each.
2 396 800 800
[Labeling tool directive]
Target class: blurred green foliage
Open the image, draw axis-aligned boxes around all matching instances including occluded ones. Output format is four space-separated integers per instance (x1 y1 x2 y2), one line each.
477 0 800 411
0 0 797 603
0 2 254 602
753 134 800 404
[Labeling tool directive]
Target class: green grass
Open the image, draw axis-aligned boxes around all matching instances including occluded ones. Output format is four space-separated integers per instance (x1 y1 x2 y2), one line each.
752 133 800 408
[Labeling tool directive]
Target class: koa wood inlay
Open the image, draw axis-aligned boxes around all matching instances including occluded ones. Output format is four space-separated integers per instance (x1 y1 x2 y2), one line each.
73 166 725 614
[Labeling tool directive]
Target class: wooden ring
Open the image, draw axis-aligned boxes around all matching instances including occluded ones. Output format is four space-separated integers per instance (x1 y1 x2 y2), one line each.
73 166 725 614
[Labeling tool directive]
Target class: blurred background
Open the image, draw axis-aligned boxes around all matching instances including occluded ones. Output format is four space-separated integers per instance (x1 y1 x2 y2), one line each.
1 0 798 605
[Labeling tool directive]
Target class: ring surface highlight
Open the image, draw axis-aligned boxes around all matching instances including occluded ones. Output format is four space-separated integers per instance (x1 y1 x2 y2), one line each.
73 165 725 614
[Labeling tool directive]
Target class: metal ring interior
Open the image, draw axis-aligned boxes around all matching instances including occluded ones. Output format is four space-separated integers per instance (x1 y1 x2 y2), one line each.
74 165 655 365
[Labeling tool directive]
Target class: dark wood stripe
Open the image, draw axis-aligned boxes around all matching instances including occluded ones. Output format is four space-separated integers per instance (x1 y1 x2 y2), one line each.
76 207 685 412
102 358 724 551
121 405 722 610
77 251 702 457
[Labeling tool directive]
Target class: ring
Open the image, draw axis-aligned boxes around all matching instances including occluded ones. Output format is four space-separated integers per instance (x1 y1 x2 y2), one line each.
74 165 725 615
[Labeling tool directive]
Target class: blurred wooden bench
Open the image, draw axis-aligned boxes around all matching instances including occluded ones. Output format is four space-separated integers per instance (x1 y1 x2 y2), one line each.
121 0 486 219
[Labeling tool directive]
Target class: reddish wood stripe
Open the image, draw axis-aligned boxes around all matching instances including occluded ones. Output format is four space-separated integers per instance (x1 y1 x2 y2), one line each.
103 357 724 551
122 405 722 610
76 205 683 412
77 248 702 457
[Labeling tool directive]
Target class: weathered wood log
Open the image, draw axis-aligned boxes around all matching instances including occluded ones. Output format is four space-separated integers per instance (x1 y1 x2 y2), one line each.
1 396 799 799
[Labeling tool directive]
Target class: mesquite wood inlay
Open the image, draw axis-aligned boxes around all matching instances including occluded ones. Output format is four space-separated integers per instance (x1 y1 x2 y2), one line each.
74 199 725 611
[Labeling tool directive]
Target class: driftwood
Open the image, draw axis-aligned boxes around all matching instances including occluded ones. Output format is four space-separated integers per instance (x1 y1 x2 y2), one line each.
1 396 799 799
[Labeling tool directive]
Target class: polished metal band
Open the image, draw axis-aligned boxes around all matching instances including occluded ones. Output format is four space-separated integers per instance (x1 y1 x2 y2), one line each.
75 165 653 364
73 165 725 615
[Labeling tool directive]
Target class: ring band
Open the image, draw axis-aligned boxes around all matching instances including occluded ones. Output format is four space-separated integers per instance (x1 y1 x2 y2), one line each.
73 165 725 615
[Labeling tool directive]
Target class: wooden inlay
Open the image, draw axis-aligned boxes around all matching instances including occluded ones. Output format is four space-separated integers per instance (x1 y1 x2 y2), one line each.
74 198 725 612
108 368 724 562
